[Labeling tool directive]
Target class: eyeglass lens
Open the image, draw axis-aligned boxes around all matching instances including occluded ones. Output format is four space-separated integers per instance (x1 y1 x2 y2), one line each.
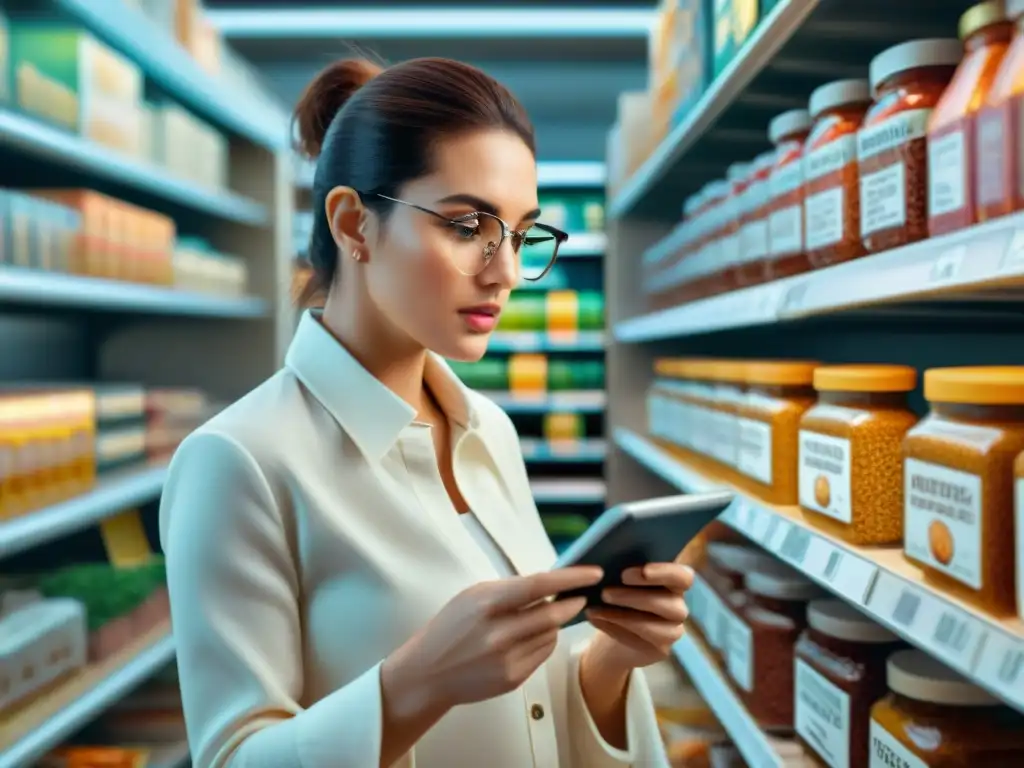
450 213 559 280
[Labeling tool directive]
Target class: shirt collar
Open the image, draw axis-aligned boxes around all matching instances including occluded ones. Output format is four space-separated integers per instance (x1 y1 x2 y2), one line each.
285 310 478 460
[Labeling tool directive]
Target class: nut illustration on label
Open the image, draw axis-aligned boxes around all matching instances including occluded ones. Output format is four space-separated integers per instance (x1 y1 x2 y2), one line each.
814 474 831 507
928 519 954 565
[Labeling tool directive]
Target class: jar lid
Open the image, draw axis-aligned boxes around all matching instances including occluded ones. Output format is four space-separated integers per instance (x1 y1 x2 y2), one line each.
887 649 999 706
745 360 819 387
752 150 777 173
869 39 963 92
813 364 917 393
806 599 900 643
924 366 1024 404
727 162 751 183
715 360 748 384
808 79 872 118
705 179 730 202
683 194 702 218
768 109 812 144
960 0 1008 40
653 357 686 378
706 542 776 575
745 561 823 600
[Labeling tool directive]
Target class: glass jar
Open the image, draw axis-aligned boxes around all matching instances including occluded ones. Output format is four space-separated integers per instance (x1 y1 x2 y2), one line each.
702 542 777 657
795 599 905 768
858 39 962 253
735 360 819 504
736 151 775 287
870 649 1024 765
719 162 749 295
903 366 1024 614
692 180 731 302
709 361 747 475
1016 448 1024 621
804 79 872 270
929 2 1014 237
685 359 721 466
976 0 1024 222
798 365 919 545
728 561 824 729
765 109 813 281
648 359 682 446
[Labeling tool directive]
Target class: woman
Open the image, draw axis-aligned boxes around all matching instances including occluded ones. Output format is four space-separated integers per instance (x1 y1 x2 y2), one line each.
160 57 693 768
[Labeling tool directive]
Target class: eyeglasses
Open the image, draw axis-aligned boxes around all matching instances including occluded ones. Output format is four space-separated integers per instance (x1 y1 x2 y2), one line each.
370 193 569 282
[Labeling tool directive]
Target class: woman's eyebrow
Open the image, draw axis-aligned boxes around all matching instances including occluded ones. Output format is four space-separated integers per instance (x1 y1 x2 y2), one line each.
435 193 542 222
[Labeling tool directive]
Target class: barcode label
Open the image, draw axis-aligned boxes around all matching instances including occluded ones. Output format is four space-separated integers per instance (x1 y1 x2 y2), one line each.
823 550 842 581
767 518 793 553
974 633 1024 709
893 590 922 627
778 281 809 313
761 515 780 546
933 613 972 654
750 507 772 542
998 648 1023 686
930 245 965 284
780 526 812 564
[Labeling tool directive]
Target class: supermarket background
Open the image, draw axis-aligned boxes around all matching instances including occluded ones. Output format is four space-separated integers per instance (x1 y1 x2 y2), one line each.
3 0 1024 766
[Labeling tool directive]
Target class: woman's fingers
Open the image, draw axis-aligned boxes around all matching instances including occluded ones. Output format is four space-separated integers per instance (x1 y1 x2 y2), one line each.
504 595 587 642
587 617 653 654
587 606 685 647
621 563 694 592
488 567 603 613
601 586 689 623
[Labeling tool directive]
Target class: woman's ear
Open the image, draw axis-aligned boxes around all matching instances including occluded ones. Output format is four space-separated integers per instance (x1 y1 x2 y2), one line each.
325 186 372 261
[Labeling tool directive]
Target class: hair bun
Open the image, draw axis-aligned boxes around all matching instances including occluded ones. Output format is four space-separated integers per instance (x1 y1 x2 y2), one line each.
294 58 383 159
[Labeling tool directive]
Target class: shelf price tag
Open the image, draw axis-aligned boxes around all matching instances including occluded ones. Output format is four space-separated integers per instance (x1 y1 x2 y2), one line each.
749 506 774 543
766 518 794 557
929 245 966 285
778 524 813 567
999 228 1024 275
777 280 810 315
975 631 1024 710
732 498 753 531
760 514 781 547
816 545 877 605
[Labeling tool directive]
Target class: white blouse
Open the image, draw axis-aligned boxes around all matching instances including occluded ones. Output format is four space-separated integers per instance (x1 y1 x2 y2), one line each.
159 310 668 768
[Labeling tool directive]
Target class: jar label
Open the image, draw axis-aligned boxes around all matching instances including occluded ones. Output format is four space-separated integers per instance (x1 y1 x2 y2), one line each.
710 412 737 467
805 187 845 250
928 128 966 218
1016 478 1023 621
868 720 928 768
857 109 931 162
770 161 803 198
725 613 753 692
975 106 1007 207
904 459 982 590
798 430 852 523
795 659 852 768
721 232 741 267
769 204 803 256
860 162 906 236
739 219 769 261
805 135 857 182
737 417 772 485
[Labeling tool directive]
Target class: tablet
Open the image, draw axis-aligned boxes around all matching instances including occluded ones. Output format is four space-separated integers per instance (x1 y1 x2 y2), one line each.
552 491 734 623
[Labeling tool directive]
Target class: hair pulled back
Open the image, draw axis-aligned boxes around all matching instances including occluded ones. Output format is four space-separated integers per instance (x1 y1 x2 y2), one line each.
293 57 535 303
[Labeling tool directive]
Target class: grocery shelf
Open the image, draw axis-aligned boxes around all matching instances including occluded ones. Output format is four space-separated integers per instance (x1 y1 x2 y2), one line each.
560 232 607 257
53 0 289 151
0 109 268 226
672 633 796 768
530 478 606 505
482 390 606 414
615 428 1024 713
520 438 607 464
0 624 176 768
488 331 605 353
0 268 269 317
618 211 1024 342
0 462 168 559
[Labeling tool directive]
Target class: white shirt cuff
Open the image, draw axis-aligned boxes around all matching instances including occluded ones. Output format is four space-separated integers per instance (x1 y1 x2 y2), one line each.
566 645 636 766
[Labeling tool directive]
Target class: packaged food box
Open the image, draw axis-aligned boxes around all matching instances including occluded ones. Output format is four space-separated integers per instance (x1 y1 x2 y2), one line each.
712 0 761 77
0 597 87 713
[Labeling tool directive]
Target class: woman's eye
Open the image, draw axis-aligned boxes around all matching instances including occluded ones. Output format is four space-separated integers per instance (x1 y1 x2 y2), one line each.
450 222 479 240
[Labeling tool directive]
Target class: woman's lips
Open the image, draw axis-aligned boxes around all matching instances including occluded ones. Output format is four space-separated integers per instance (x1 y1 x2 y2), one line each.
459 310 499 332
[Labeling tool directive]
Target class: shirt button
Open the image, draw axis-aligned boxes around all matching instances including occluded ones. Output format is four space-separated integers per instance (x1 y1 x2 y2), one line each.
530 703 545 720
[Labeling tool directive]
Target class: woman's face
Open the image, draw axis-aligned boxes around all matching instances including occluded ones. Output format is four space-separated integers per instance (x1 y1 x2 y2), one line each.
354 129 538 362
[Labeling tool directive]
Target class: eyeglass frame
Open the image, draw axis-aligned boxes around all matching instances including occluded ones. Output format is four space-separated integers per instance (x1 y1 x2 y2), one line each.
359 191 569 282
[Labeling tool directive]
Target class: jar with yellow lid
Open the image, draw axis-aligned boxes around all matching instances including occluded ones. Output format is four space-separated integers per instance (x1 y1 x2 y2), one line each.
649 358 716 463
707 361 747 475
903 367 1024 614
736 360 818 504
681 359 722 466
869 649 1024 765
799 365 920 545
1016 448 1024 621
649 358 690 448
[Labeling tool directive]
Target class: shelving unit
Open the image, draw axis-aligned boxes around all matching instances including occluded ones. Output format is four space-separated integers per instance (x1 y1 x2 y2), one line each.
0 2 291 764
605 0 1024 762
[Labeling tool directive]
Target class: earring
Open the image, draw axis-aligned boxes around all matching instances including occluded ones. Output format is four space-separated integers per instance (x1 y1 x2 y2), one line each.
350 248 363 262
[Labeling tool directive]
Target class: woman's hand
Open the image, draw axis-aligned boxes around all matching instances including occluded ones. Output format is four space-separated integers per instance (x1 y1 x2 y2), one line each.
381 567 602 717
585 562 694 671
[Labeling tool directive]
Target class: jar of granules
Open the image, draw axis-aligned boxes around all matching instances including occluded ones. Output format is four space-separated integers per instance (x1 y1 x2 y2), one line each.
870 649 1024 764
975 0 1024 222
795 599 905 768
708 360 747 474
729 561 824 729
903 366 1024 614
929 1 1014 237
703 543 777 658
803 79 872 270
735 360 819 505
765 109 813 281
736 151 776 287
858 39 962 253
799 365 920 546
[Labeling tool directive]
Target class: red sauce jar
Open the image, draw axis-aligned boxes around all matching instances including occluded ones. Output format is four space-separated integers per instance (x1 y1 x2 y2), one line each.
736 151 775 287
765 109 813 281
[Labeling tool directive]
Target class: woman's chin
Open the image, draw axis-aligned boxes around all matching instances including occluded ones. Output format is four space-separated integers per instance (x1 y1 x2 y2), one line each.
437 332 491 363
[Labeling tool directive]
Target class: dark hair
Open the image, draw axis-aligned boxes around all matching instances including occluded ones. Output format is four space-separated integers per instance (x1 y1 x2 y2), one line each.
293 57 536 304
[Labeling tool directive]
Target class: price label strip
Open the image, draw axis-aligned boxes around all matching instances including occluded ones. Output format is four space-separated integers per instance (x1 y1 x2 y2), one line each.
867 572 985 675
974 630 1024 711
748 505 774 543
731 498 753 531
999 227 1024 275
929 245 966 286
777 280 810 315
766 517 794 556
802 537 878 605
777 524 812 567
